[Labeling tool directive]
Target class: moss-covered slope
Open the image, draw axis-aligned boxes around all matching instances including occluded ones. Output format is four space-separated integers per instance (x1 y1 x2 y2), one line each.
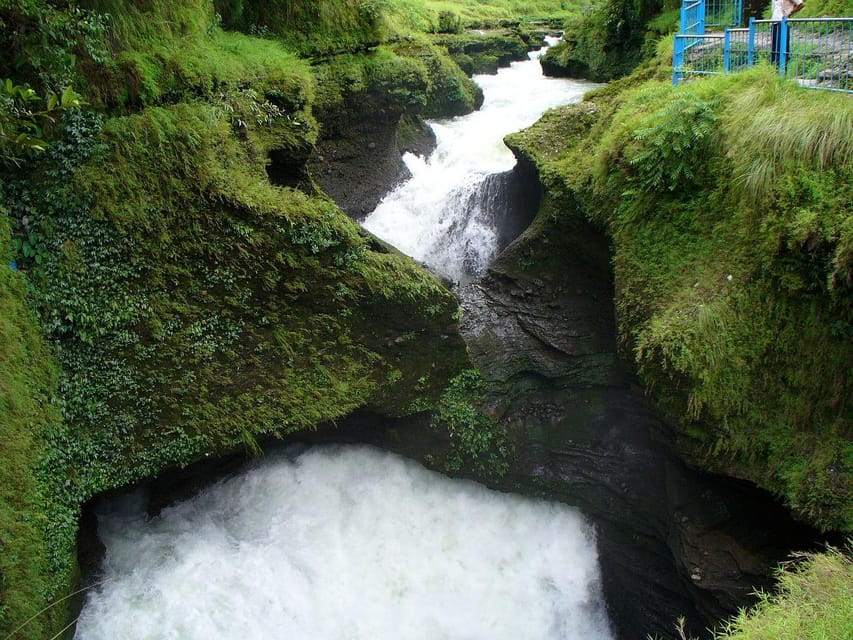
0 216 69 640
507 64 852 533
0 1 477 638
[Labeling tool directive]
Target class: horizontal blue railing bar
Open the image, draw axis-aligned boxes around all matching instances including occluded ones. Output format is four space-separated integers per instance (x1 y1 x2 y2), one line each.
674 15 853 93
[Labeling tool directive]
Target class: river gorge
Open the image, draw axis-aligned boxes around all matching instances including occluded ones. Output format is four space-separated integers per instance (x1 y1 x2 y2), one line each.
71 46 824 640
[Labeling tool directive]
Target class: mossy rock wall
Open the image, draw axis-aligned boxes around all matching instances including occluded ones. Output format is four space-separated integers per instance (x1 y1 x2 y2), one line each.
506 66 852 533
0 2 473 638
0 217 70 640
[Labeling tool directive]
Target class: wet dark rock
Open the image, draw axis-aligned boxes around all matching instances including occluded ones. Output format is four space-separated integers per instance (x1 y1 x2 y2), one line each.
447 219 822 639
308 113 436 220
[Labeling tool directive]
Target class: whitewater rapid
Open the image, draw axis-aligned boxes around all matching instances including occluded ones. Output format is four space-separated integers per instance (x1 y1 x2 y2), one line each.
75 43 613 640
362 43 597 284
75 446 613 640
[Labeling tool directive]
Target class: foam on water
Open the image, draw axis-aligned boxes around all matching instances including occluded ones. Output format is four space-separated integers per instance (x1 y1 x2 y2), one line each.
76 446 613 640
362 45 598 284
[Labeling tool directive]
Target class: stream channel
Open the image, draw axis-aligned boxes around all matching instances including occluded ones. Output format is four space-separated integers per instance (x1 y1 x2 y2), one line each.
75 44 821 639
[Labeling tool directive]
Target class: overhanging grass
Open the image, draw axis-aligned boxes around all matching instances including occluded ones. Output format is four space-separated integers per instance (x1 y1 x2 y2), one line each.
81 0 315 108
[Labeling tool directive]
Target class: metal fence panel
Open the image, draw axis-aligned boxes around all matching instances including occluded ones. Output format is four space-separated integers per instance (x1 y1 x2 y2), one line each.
706 0 743 27
785 18 852 92
682 0 706 35
673 34 726 84
673 14 853 93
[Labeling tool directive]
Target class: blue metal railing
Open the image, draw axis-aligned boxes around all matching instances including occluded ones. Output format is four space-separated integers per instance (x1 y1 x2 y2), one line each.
681 0 706 35
784 17 853 92
673 16 853 93
706 0 743 28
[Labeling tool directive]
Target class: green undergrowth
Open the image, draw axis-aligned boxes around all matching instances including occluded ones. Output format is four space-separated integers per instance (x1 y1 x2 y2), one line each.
433 28 530 75
430 369 513 478
216 0 575 45
5 97 464 493
540 0 670 81
508 64 852 532
214 0 388 58
311 40 483 121
396 0 574 29
78 0 315 111
0 217 70 640
656 546 853 640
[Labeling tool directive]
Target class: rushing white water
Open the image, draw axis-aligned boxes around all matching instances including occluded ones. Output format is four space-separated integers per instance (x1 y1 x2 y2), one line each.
76 446 613 640
362 43 598 284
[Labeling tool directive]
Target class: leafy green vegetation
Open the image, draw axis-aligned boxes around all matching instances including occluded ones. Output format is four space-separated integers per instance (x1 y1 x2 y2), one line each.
540 0 675 80
0 215 70 640
508 65 852 532
430 369 513 477
0 1 485 637
6 0 847 637
0 80 86 165
660 545 853 640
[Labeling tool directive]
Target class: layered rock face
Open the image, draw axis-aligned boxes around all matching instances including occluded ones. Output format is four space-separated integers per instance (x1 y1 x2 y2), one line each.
455 233 819 638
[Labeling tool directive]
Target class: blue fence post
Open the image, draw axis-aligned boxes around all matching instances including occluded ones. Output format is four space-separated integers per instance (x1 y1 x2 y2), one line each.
674 36 684 85
748 17 756 66
724 29 731 71
779 17 789 75
735 0 743 26
681 0 689 34
698 0 706 34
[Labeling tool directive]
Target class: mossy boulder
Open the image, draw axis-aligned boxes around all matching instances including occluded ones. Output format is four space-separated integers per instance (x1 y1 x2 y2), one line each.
433 28 531 75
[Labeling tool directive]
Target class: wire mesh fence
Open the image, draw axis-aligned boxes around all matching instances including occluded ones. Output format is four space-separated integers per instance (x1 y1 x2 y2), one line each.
706 0 743 28
674 16 853 93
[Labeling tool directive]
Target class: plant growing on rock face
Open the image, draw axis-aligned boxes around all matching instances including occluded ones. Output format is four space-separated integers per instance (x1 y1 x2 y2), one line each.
430 369 512 477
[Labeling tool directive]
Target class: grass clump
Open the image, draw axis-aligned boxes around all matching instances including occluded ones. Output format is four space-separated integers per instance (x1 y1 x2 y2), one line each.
665 545 853 640
715 546 853 640
79 0 315 109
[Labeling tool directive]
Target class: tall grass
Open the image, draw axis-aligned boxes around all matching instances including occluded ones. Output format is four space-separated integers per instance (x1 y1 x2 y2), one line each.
724 70 853 204
715 546 853 640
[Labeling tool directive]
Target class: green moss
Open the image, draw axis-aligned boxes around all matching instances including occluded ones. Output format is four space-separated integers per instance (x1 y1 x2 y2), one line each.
312 38 482 121
509 65 852 531
433 28 530 75
1 86 466 640
215 0 388 57
542 0 665 81
79 0 315 110
0 215 69 639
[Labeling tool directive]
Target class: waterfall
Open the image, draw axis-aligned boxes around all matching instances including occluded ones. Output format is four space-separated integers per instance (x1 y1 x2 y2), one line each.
75 446 614 640
75 44 613 640
362 44 596 285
